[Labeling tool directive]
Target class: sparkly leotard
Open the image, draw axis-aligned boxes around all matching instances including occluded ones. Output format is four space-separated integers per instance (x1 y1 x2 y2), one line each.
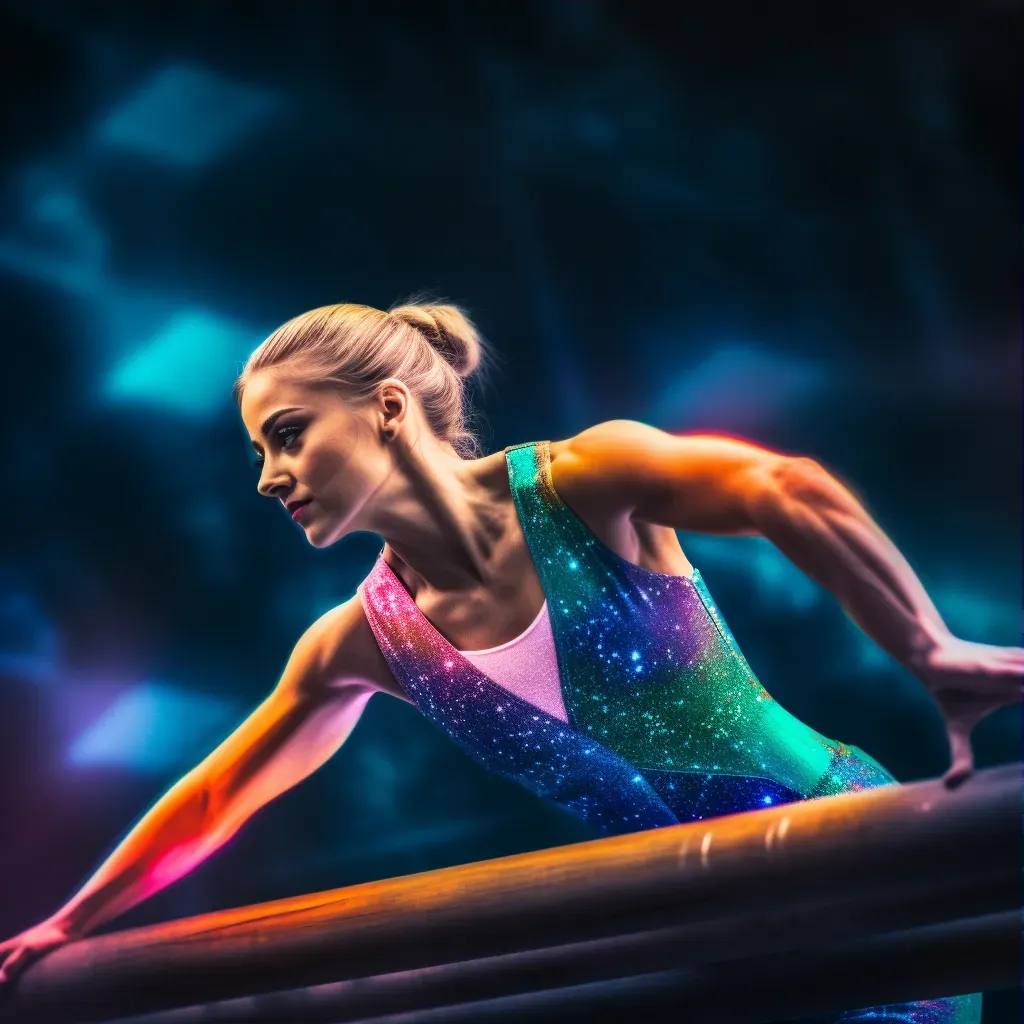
357 440 981 1024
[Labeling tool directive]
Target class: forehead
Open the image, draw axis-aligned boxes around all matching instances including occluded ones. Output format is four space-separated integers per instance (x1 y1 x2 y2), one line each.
239 371 323 435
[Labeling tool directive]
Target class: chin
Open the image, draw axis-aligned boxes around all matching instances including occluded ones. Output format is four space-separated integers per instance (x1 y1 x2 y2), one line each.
303 520 343 549
304 527 332 549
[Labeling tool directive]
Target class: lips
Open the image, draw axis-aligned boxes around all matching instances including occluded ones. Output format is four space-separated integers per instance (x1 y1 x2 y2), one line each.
285 499 312 516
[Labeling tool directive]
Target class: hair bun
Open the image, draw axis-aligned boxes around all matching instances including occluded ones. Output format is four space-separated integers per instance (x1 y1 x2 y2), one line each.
389 300 482 377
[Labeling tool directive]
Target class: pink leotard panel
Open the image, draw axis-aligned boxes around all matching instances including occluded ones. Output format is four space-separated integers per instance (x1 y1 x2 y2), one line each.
458 600 569 723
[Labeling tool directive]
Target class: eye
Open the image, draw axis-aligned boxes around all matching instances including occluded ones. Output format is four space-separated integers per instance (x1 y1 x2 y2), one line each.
250 425 303 472
278 425 302 450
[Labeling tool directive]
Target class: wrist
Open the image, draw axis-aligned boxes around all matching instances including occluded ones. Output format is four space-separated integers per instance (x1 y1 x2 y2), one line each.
48 905 91 940
904 620 950 677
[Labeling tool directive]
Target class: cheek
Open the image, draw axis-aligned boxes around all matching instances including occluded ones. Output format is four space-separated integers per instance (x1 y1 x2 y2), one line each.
302 418 381 493
304 442 368 496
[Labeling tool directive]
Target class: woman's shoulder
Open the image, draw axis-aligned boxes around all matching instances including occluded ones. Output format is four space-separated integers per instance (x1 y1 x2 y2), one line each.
548 418 665 463
545 421 697 579
545 422 654 554
546 419 786 551
294 594 411 704
547 419 657 517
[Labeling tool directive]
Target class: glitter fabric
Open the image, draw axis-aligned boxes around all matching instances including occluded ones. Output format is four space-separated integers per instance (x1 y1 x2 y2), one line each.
805 994 983 1024
459 600 570 723
356 439 980 1024
359 554 679 833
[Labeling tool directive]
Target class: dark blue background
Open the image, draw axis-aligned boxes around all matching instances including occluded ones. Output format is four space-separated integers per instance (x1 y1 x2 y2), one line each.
0 1 1018 1017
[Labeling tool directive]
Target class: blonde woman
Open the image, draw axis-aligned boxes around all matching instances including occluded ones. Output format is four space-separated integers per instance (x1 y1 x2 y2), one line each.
2 300 1019 1022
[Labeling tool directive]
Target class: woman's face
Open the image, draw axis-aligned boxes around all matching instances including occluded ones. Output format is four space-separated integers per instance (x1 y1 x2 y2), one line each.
240 368 392 548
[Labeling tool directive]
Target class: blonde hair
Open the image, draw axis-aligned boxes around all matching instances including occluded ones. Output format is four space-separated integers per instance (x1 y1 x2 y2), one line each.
233 296 494 458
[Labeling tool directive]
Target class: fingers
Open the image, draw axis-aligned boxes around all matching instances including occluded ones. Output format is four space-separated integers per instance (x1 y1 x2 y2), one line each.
942 760 973 789
943 761 973 789
942 725 975 790
998 646 1024 686
0 945 32 986
997 647 1024 696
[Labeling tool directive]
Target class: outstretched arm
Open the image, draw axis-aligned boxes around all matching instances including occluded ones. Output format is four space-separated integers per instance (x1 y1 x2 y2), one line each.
744 456 1022 782
559 420 1023 785
0 599 375 983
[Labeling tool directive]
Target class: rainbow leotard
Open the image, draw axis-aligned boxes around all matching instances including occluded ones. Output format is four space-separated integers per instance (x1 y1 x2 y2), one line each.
357 440 981 1024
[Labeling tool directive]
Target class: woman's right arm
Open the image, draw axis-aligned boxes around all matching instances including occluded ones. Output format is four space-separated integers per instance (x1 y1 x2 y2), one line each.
0 597 378 984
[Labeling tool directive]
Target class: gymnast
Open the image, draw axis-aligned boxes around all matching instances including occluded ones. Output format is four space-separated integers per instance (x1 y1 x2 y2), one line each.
2 300 1020 1022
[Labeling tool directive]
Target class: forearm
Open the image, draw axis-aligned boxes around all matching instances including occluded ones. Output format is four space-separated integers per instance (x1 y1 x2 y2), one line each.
751 459 950 671
52 770 233 937
50 678 370 938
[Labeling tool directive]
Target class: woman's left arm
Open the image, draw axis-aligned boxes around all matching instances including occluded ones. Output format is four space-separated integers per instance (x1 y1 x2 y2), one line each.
561 420 1023 787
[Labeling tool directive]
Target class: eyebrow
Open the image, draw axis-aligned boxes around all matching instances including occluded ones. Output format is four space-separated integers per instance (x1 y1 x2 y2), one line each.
251 407 302 451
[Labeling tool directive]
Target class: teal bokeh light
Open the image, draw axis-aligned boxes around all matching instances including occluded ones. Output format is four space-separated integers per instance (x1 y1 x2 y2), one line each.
103 309 261 417
97 63 282 169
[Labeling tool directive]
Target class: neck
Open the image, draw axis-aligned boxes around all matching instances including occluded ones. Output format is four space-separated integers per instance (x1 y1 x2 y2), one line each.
371 443 512 595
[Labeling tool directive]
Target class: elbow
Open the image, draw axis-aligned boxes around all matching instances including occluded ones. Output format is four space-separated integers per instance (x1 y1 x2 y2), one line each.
748 456 828 528
196 780 246 848
197 779 217 830
772 456 830 499
194 773 235 841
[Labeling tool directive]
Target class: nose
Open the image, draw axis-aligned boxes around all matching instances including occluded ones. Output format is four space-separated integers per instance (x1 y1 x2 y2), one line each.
256 461 291 500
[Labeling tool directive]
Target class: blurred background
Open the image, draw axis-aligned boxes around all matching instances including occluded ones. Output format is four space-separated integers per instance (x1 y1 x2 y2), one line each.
0 0 1019 1015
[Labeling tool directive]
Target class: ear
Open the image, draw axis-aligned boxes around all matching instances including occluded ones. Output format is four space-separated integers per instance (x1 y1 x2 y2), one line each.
376 378 410 437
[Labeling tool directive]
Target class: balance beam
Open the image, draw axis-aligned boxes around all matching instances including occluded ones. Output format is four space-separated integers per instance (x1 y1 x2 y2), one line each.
5 762 1020 1024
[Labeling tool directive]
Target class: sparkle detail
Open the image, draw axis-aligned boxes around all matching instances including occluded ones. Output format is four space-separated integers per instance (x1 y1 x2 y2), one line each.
356 439 978 1024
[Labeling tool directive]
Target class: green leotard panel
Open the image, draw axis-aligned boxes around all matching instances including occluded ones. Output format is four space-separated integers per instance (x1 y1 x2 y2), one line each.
505 439 891 801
